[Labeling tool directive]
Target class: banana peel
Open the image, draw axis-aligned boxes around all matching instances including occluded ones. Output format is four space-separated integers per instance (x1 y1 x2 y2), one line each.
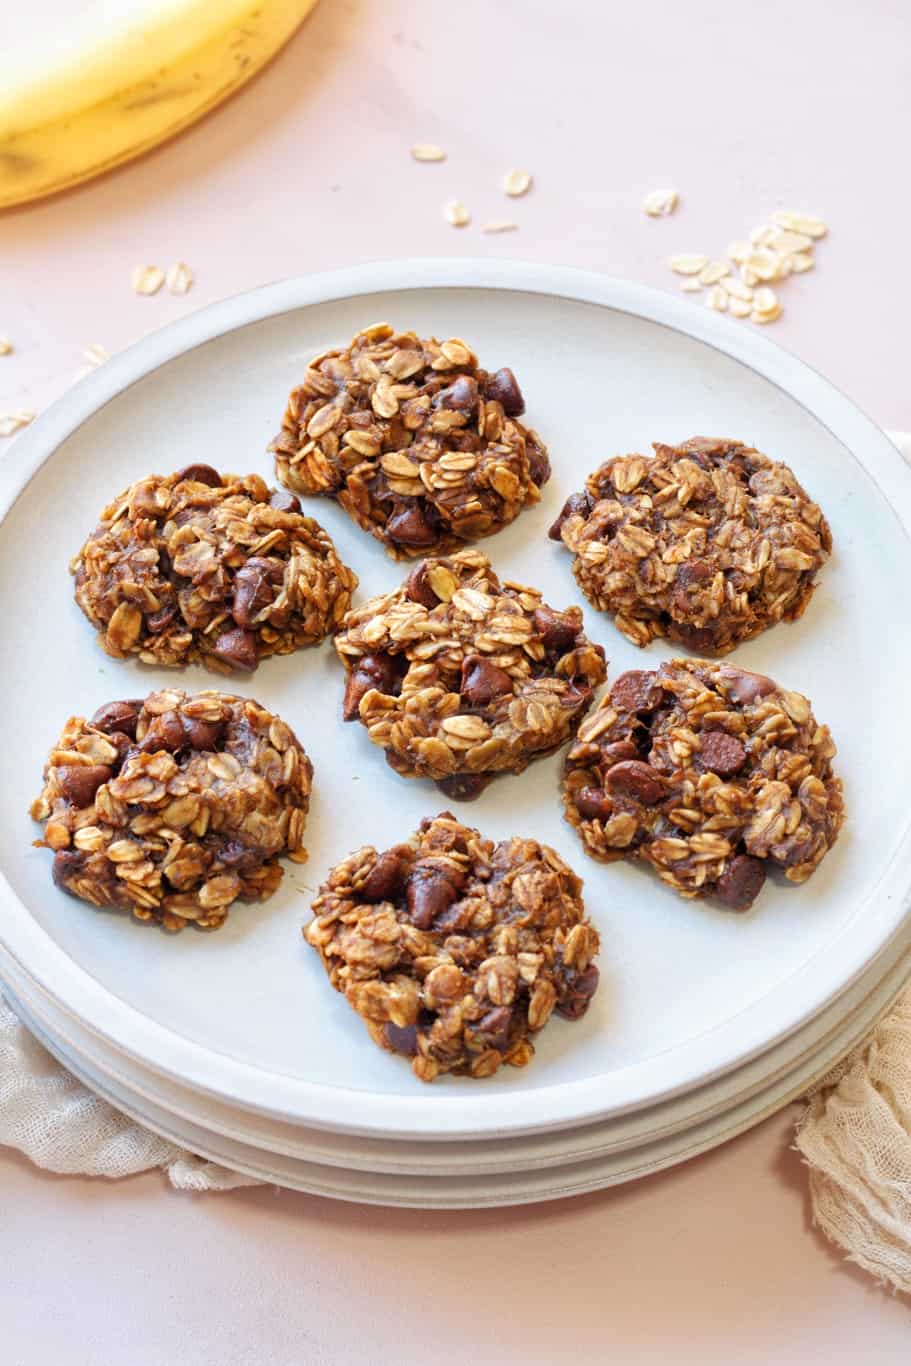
0 0 319 208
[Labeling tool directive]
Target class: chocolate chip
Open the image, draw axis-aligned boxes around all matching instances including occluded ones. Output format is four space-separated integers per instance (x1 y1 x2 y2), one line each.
361 851 406 902
532 605 578 655
270 488 301 513
563 678 596 711
574 786 613 822
217 841 262 871
52 850 84 891
343 653 401 721
475 1005 514 1053
715 855 766 911
139 710 225 764
404 562 440 609
106 732 133 769
526 438 551 487
675 559 713 588
405 868 459 929
610 670 660 714
432 900 469 932
91 700 143 740
145 602 178 634
699 731 747 776
232 556 281 629
548 491 593 540
140 711 188 754
435 772 490 802
434 375 479 412
385 499 439 547
668 622 718 653
450 431 482 454
605 759 666 805
56 764 112 808
718 666 777 706
485 367 525 416
601 739 640 765
556 964 600 1020
175 463 222 487
181 716 226 752
212 626 258 672
672 561 715 618
384 1022 419 1057
460 655 514 708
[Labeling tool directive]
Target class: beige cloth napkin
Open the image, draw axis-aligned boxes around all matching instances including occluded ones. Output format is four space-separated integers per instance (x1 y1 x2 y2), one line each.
2 436 910 1291
796 989 911 1293
0 998 255 1190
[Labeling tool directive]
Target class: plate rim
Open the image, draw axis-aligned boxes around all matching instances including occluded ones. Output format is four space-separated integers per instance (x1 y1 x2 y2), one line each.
2 256 910 1139
12 957 910 1208
4 927 910 1173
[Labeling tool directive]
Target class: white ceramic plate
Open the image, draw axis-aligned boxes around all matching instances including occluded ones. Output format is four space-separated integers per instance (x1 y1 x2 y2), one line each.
9 949 910 1207
1 260 910 1141
3 922 909 1177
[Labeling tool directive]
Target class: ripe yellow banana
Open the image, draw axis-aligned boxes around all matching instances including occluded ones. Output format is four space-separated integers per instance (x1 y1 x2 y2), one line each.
0 0 319 208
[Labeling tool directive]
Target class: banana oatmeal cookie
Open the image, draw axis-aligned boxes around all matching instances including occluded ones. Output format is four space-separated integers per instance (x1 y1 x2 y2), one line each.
31 689 312 932
334 548 607 799
549 436 831 654
562 659 844 911
71 465 357 673
305 812 600 1081
269 323 550 558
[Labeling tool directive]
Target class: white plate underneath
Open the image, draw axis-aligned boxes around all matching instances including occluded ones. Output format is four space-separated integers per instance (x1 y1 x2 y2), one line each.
8 954 909 1208
1 260 910 1141
3 925 909 1179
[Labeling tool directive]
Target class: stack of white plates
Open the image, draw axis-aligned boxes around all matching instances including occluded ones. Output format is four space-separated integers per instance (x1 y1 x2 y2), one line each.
2 263 910 1207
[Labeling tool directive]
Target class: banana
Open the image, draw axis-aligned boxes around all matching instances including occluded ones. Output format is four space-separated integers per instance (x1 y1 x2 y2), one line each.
0 0 319 209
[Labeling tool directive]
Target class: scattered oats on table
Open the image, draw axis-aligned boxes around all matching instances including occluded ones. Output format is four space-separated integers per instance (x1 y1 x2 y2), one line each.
305 811 600 1082
0 337 13 356
31 690 313 933
562 659 844 911
771 210 827 239
698 261 730 286
334 547 606 801
673 211 828 324
411 144 446 162
70 464 356 673
131 265 165 296
165 261 194 295
503 168 532 197
643 188 678 217
751 286 782 324
444 199 470 227
0 409 35 437
83 343 110 367
669 254 709 276
549 435 831 655
269 323 550 558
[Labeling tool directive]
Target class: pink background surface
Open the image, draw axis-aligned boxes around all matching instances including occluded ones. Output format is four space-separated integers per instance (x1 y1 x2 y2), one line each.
2 1 910 1361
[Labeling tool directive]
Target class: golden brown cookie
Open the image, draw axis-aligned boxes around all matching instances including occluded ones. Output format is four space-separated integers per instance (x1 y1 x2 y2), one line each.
305 812 599 1082
335 548 606 799
562 659 844 910
270 323 550 558
549 436 831 654
71 465 356 673
31 689 312 931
